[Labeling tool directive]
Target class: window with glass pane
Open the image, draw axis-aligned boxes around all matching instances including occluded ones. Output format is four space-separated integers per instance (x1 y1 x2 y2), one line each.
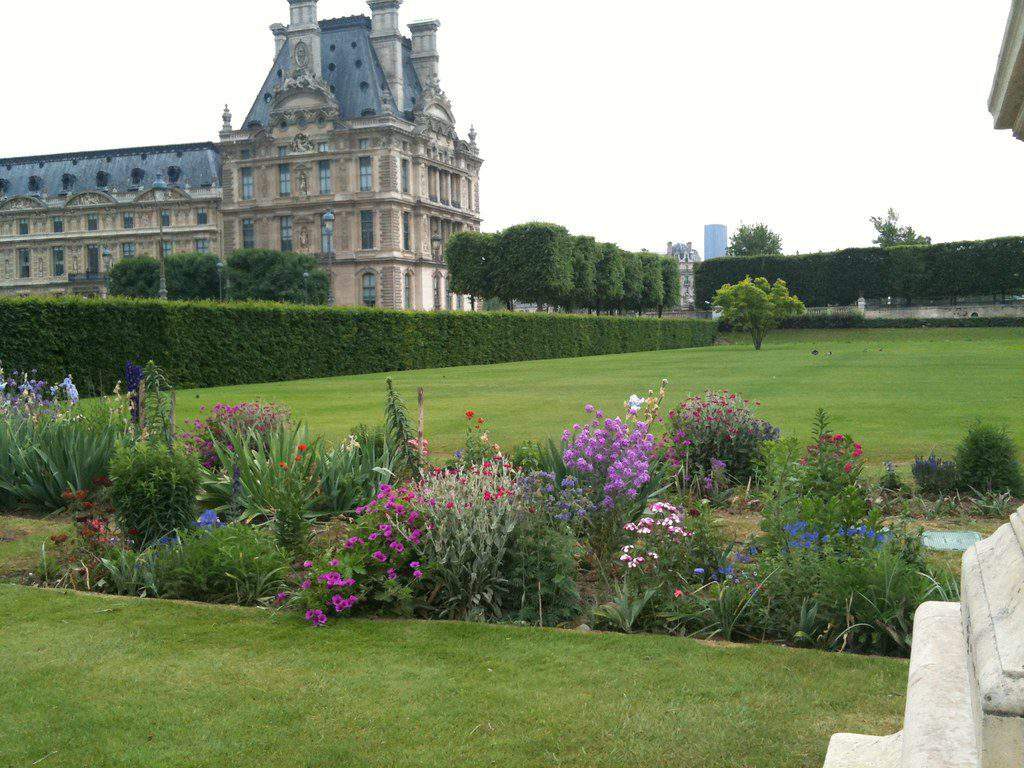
161 241 172 258
18 249 30 278
242 219 255 249
360 210 374 250
52 247 65 276
160 210 170 227
359 157 372 192
358 138 370 150
197 208 208 225
18 219 28 235
241 167 254 200
122 243 136 258
281 216 293 252
52 218 63 233
318 142 330 153
195 238 210 254
401 160 410 194
319 160 332 195
402 212 412 251
279 164 291 196
362 272 377 307
457 294 464 311
446 290 453 310
123 213 134 229
404 272 412 309
87 245 100 273
88 215 99 231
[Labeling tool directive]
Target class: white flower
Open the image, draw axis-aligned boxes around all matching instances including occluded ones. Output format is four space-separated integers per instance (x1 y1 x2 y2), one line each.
626 394 645 414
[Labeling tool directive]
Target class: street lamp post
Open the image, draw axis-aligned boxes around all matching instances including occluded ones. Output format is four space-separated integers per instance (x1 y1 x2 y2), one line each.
154 175 169 300
303 271 310 305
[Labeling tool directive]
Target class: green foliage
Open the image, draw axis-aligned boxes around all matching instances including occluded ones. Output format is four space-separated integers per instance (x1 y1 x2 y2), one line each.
640 253 665 313
621 252 645 313
493 223 573 308
226 249 330 305
955 423 1024 496
109 442 202 549
109 253 220 301
0 297 715 396
154 525 290 605
712 276 805 349
728 223 783 258
502 513 580 627
317 427 399 515
444 231 496 300
696 236 1024 308
384 378 421 477
594 243 626 312
562 235 598 311
911 454 959 495
870 209 931 248
659 258 682 315
0 411 128 512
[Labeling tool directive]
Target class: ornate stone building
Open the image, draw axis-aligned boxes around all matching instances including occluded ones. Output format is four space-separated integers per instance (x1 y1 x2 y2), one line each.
0 0 482 310
667 241 703 309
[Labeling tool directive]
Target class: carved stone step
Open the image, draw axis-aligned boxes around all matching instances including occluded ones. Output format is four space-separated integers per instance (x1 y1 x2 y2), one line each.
824 733 903 768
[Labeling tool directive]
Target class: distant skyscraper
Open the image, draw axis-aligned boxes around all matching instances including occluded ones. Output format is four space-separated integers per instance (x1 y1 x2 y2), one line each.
704 224 728 260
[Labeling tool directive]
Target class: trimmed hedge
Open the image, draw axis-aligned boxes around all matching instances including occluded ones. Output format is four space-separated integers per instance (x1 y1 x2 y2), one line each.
694 237 1024 308
717 313 1024 332
0 297 717 396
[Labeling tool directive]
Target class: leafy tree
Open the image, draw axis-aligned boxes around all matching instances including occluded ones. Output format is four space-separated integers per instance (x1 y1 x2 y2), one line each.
870 209 931 248
713 276 805 350
227 250 329 305
621 252 645 314
445 231 496 308
562 235 598 311
659 257 682 316
640 253 665 313
109 253 220 301
594 243 626 314
728 223 783 257
492 223 572 309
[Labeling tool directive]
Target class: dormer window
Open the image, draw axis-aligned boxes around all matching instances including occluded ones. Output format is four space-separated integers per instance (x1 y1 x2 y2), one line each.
167 166 182 184
96 171 109 188
61 173 76 193
28 176 42 193
130 168 145 187
0 179 7 196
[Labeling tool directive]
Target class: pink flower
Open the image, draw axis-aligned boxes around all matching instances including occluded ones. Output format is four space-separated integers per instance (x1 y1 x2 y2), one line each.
305 609 328 627
844 462 853 473
372 551 387 563
300 580 311 591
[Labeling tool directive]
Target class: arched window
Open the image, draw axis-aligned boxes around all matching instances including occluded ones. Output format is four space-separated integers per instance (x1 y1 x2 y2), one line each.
61 173 76 193
361 272 377 308
167 166 182 184
404 272 413 310
432 273 441 310
96 171 109 188
130 168 145 187
28 176 42 192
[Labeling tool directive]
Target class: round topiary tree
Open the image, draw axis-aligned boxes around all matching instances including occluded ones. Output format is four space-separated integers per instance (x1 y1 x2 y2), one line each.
954 423 1024 497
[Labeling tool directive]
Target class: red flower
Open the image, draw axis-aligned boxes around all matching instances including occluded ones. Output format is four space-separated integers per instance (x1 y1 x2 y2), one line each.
279 461 288 469
298 444 308 453
465 411 475 420
843 462 853 473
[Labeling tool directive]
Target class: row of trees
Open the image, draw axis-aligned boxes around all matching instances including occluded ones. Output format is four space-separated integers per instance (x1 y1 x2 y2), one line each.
109 250 331 304
445 222 682 315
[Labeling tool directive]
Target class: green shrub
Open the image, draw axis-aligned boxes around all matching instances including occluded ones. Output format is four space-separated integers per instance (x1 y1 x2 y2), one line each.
110 442 202 548
911 453 959 495
109 253 220 301
154 524 290 605
955 423 1024 496
226 249 330 304
502 512 580 627
0 297 716 396
695 236 1024 308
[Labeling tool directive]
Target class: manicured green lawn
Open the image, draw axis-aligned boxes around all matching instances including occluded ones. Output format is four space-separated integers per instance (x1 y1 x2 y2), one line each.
0 516 69 579
0 585 906 768
175 327 1024 464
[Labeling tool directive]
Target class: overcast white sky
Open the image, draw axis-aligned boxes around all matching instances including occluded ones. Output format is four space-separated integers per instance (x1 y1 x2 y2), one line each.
2 1 1020 254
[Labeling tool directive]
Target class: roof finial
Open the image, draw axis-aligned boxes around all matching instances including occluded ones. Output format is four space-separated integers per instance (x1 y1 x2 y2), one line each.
222 104 233 132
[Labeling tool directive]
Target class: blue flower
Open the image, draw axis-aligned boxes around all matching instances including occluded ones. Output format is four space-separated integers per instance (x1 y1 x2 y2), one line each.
197 510 224 530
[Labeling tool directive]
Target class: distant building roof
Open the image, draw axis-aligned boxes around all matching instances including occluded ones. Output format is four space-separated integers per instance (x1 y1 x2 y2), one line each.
0 143 220 199
244 15 424 127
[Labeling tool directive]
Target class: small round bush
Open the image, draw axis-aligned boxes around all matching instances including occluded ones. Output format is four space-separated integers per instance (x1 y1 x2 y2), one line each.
955 424 1024 496
502 511 581 627
154 524 290 605
110 442 202 548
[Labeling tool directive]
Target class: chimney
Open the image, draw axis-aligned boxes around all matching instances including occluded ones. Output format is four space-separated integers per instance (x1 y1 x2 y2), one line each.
285 0 322 76
271 23 287 57
409 19 441 84
368 0 405 112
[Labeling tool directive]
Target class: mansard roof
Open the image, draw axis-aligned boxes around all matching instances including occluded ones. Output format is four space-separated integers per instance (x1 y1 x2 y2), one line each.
244 15 424 128
0 143 220 200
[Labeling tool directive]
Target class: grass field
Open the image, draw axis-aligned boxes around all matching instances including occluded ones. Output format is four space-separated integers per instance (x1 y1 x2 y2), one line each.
0 585 906 768
175 327 1024 464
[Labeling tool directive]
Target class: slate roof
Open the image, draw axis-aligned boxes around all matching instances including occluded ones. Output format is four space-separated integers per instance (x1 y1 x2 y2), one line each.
0 143 221 200
244 15 424 128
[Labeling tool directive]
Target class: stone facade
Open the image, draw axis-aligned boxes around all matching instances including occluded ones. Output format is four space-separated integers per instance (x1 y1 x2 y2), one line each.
0 0 482 310
667 241 703 309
